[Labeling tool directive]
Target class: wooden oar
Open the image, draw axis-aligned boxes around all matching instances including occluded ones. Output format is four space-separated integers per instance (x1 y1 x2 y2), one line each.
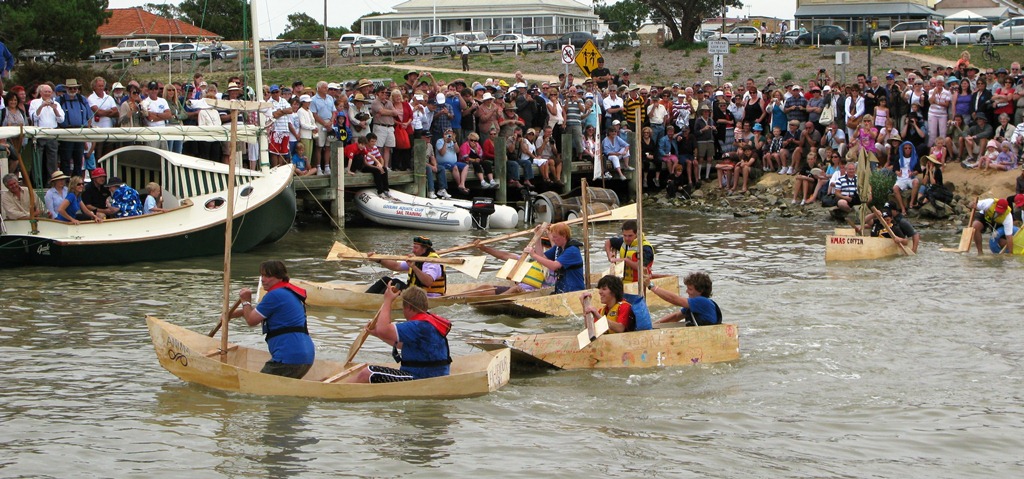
344 302 386 366
208 299 242 337
957 196 979 253
576 296 610 349
871 207 914 256
504 223 547 283
326 241 486 278
436 203 638 255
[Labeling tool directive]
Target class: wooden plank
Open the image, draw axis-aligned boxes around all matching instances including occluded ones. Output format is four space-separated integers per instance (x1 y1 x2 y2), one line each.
322 363 366 383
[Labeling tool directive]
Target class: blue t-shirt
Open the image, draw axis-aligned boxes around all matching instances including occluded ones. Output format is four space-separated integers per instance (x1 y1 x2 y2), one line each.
681 296 721 326
256 288 315 364
396 320 450 379
445 95 462 126
291 153 308 171
545 243 584 293
56 192 80 222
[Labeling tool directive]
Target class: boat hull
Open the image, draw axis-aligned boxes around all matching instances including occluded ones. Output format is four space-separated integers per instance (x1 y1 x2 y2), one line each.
355 189 518 232
471 274 680 317
824 234 901 262
146 316 510 401
287 278 550 312
470 323 740 370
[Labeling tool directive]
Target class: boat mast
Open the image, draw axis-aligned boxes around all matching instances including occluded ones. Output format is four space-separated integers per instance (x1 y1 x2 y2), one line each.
249 0 270 172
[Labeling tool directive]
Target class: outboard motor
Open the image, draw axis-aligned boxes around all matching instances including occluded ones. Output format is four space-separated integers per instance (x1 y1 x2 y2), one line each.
469 197 495 230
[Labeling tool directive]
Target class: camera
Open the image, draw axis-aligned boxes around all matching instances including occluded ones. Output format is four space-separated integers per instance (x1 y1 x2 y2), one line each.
819 68 826 73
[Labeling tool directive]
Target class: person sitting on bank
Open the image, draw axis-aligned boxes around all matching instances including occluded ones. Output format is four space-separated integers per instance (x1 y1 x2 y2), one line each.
1 173 46 220
970 197 1015 255
526 222 584 294
351 284 452 383
604 219 654 284
473 236 555 294
232 260 315 379
105 177 143 218
648 271 722 326
367 235 447 296
579 275 650 333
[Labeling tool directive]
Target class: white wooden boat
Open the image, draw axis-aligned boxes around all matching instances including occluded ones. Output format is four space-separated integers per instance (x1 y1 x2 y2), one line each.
354 188 518 231
147 316 510 400
469 322 739 370
471 274 680 317
278 278 550 312
824 228 902 262
0 144 294 267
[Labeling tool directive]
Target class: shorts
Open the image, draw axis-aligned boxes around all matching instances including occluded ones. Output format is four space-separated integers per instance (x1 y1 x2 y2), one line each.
894 176 914 191
316 128 332 148
532 158 549 167
269 131 289 155
367 365 414 383
373 124 396 148
697 142 715 158
260 361 312 379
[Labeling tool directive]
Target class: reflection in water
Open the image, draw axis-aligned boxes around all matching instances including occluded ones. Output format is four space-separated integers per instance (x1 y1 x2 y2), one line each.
259 402 317 478
366 405 454 466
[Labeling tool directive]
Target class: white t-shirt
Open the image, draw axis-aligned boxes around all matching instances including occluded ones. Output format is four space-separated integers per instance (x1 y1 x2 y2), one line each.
88 92 118 128
141 97 170 127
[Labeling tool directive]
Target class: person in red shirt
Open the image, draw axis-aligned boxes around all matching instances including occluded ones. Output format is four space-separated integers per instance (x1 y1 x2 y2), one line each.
579 275 636 333
343 136 368 175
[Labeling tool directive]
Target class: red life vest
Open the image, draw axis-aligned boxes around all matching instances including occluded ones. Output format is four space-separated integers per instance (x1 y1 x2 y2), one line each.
265 280 307 302
409 312 451 336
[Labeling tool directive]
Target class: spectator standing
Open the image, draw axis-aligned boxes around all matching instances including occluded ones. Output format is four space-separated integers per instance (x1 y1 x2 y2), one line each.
30 84 65 181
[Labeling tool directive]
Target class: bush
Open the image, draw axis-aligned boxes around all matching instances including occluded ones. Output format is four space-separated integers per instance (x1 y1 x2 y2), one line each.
779 70 794 82
868 169 896 210
12 62 112 91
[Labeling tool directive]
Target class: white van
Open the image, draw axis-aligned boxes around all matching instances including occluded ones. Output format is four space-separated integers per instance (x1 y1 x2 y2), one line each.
98 39 159 60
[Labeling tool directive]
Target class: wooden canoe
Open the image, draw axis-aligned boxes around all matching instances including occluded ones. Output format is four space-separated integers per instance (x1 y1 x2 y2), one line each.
824 230 902 262
470 274 680 317
146 316 510 401
469 322 739 370
282 278 551 312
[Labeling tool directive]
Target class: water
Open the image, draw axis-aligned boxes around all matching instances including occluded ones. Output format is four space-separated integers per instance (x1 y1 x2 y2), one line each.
2 210 1022 477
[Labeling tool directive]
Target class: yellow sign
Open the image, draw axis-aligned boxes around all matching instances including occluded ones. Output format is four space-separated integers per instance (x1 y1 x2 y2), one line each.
575 40 602 77
753 20 762 28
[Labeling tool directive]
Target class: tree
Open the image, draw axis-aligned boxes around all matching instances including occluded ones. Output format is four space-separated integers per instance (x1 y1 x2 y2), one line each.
0 0 110 60
143 3 184 20
178 0 250 40
594 0 649 33
277 12 349 40
637 0 743 45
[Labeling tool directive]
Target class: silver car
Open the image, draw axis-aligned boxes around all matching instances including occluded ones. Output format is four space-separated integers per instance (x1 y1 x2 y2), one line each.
406 35 459 55
339 35 397 57
474 34 542 53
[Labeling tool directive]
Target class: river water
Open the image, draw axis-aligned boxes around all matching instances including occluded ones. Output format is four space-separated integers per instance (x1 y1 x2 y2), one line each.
2 210 1022 477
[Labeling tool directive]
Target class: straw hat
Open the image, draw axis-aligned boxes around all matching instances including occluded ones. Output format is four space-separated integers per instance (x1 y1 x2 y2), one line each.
49 170 70 183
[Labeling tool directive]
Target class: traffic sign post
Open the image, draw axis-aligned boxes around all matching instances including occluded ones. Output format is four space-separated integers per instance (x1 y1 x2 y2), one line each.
561 45 575 65
707 39 729 55
712 54 724 85
574 40 602 77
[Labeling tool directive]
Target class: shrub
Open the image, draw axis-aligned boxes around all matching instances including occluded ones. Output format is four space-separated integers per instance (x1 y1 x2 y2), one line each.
779 70 794 82
868 170 896 210
12 62 112 90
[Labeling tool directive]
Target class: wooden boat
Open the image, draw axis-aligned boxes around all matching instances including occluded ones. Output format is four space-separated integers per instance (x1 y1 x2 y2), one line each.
469 322 739 370
354 188 518 231
280 278 551 311
0 143 295 267
471 274 680 317
824 228 902 262
146 316 510 400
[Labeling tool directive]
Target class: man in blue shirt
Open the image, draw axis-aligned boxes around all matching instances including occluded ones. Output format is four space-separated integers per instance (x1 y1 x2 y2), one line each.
234 260 316 379
0 41 14 78
527 222 584 294
648 271 722 326
353 284 452 383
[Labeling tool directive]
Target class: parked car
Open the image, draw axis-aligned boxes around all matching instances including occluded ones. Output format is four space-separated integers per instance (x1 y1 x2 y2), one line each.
206 44 238 60
542 31 597 51
694 30 717 42
945 25 986 44
872 21 950 47
453 31 488 45
339 34 398 57
715 26 760 45
18 49 57 63
97 38 160 61
268 40 325 59
474 33 542 53
795 25 851 45
979 17 1024 44
406 35 459 55
158 43 211 61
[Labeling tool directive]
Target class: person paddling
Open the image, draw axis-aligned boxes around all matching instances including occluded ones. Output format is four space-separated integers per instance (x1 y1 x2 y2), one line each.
231 260 315 379
648 272 722 326
580 275 646 333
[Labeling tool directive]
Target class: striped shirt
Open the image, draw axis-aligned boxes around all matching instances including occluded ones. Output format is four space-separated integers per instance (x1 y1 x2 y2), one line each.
564 100 583 126
835 174 858 197
624 96 646 127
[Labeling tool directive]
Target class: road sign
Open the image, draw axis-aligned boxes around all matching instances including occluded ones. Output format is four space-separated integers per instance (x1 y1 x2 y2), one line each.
707 39 729 55
712 54 724 71
561 45 576 65
575 40 602 76
712 70 724 77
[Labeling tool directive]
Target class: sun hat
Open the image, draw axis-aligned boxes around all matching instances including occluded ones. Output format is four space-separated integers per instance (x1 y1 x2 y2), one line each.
481 92 494 101
299 95 311 102
412 235 432 247
926 155 941 165
106 177 125 188
111 82 125 91
327 82 341 90
90 167 107 178
227 82 241 91
987 139 999 149
49 170 70 183
753 123 763 131
404 71 419 80
356 79 374 89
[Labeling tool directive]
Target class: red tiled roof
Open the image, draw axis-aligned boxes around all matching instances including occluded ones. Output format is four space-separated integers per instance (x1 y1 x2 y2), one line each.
98 8 221 39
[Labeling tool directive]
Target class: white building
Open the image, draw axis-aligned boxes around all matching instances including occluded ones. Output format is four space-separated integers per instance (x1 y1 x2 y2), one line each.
361 0 603 39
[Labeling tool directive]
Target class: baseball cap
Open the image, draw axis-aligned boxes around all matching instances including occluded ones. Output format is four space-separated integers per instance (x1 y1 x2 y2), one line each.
1015 194 1024 209
147 81 159 90
995 198 1009 213
269 84 280 93
299 94 311 102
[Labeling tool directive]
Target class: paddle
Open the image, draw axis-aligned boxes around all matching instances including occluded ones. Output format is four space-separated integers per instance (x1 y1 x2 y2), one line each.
871 207 914 256
435 203 638 256
345 301 387 366
957 196 979 253
503 223 548 283
209 298 242 337
576 296 610 349
327 241 486 278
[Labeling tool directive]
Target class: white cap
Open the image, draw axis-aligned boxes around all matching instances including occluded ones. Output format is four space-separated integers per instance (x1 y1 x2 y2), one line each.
612 120 621 126
436 93 446 104
111 82 125 90
327 82 341 90
481 92 494 101
414 94 424 101
714 90 724 96
299 94 312 102
514 82 527 89
822 85 831 92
